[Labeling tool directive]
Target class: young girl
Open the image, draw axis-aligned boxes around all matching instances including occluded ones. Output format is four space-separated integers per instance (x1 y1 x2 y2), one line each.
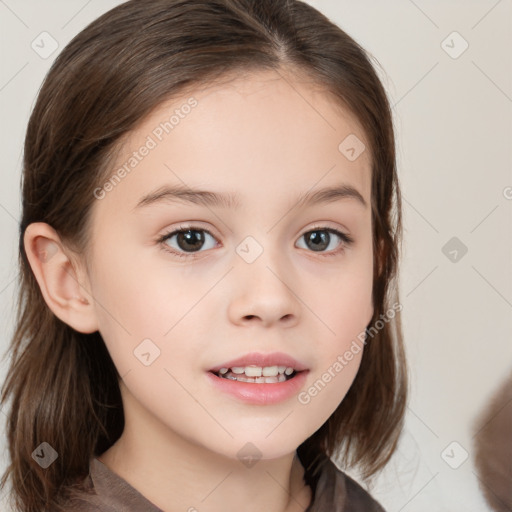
0 0 407 510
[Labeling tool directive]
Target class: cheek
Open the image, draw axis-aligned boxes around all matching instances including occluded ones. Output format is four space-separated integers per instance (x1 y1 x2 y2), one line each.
298 350 363 425
296 255 372 421
88 242 223 398
87 244 192 371
327 270 372 374
314 251 374 348
91 232 193 322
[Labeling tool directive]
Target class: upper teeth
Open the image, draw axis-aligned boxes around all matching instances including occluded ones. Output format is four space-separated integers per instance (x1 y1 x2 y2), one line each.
219 365 295 377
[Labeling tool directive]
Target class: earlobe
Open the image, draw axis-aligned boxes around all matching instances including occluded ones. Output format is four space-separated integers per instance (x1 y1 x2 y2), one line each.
23 222 98 334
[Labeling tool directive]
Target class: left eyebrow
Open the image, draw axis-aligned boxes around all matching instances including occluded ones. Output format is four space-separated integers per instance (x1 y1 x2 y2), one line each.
132 182 368 211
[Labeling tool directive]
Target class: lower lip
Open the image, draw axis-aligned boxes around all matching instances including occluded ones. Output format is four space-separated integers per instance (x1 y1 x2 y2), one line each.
205 370 309 405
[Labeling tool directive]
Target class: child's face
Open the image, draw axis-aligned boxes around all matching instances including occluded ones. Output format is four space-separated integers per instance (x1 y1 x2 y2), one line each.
84 69 374 460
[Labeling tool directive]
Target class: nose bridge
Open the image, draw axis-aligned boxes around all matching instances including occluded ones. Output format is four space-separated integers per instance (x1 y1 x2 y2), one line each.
229 230 300 323
232 199 288 262
234 230 288 284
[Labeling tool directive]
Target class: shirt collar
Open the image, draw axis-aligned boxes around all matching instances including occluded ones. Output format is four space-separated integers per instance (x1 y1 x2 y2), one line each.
90 454 347 512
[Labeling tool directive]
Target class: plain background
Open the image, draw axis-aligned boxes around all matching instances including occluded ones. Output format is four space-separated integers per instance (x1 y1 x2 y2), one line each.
0 1 511 510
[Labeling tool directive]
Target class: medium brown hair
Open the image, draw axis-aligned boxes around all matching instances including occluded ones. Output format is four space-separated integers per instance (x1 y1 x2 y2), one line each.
0 0 407 510
473 371 512 511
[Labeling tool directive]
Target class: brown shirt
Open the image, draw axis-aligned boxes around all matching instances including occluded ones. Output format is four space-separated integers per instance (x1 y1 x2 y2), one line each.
64 455 386 511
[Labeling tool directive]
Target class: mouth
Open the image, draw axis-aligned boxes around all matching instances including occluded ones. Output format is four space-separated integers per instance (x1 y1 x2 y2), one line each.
207 352 309 384
209 366 303 384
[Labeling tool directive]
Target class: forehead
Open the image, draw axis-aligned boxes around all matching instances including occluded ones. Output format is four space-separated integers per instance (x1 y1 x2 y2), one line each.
94 68 372 216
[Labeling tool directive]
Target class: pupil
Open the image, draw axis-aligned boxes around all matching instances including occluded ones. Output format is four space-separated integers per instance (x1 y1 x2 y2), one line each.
178 230 204 251
308 230 328 251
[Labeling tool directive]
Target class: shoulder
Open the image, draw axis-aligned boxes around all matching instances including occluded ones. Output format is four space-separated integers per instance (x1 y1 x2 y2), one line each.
55 457 164 512
341 471 386 511
317 456 387 512
51 460 118 512
54 498 105 512
53 489 112 512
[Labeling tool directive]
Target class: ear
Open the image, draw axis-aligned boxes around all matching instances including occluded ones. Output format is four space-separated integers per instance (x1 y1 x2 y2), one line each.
23 222 98 334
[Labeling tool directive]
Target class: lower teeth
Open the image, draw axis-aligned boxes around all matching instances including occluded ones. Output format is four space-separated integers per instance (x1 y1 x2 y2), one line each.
218 371 295 383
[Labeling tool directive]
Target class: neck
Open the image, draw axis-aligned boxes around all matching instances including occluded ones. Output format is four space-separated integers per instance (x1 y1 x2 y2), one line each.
98 386 313 512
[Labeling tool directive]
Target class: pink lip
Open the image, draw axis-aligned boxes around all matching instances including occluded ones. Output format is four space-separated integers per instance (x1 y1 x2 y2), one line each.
205 369 309 405
208 351 308 372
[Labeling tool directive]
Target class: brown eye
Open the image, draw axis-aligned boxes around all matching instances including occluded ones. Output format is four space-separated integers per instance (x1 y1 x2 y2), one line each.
174 229 206 252
159 226 218 258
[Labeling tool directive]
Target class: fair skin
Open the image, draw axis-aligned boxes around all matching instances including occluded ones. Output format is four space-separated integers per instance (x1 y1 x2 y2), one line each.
24 68 374 512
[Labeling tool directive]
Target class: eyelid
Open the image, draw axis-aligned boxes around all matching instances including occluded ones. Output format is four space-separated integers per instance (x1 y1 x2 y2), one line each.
307 222 353 239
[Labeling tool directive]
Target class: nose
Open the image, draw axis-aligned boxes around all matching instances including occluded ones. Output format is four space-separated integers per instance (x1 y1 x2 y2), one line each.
227 254 301 328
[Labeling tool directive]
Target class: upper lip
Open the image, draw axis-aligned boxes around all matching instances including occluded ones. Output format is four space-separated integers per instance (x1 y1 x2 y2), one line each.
208 352 308 373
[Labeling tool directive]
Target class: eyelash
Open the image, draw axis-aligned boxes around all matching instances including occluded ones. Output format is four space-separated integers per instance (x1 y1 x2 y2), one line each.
157 224 354 260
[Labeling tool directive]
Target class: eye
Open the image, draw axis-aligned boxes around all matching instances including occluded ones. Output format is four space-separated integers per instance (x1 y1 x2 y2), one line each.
157 224 354 260
157 225 218 259
296 226 354 257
